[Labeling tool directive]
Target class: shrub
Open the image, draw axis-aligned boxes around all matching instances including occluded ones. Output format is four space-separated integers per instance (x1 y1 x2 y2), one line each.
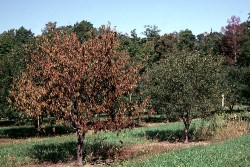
0 125 73 138
0 120 15 127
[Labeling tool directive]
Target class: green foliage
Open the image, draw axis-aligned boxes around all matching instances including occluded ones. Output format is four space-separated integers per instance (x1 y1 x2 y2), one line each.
142 25 161 40
196 32 223 56
119 31 146 64
154 33 178 57
144 50 223 119
238 19 250 66
0 27 34 119
73 20 96 42
177 29 196 51
223 66 250 108
122 134 250 167
0 125 73 138
0 120 15 127
0 126 37 138
143 50 223 142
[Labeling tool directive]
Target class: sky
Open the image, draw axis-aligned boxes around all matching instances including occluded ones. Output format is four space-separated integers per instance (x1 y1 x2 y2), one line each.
0 0 249 37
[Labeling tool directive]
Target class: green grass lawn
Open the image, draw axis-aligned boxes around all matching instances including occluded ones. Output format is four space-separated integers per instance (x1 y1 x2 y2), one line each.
0 118 248 167
120 134 250 167
0 121 186 166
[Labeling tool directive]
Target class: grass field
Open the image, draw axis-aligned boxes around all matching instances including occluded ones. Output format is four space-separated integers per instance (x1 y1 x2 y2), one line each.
0 122 185 166
120 134 250 167
0 115 249 166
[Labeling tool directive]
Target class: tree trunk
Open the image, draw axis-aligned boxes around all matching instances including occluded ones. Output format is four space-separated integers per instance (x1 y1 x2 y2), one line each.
76 129 85 166
229 105 234 114
182 117 190 144
37 115 40 131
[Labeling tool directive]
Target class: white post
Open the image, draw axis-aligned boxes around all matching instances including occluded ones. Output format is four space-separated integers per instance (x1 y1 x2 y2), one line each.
222 94 225 108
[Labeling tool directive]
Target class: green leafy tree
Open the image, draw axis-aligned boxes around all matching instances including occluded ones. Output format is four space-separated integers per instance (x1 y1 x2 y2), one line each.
197 31 223 56
139 25 162 66
142 25 161 39
223 65 250 109
222 14 250 109
237 16 250 66
239 67 250 104
154 33 178 57
222 66 244 111
119 29 145 63
0 27 34 119
177 29 196 51
73 20 97 42
10 25 145 166
144 50 223 143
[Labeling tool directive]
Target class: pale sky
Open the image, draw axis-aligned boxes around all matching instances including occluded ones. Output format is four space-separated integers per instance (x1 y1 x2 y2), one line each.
0 0 249 36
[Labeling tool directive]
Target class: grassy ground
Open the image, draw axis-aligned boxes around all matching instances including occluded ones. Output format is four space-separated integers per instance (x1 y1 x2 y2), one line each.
0 115 249 167
0 121 186 166
120 134 250 167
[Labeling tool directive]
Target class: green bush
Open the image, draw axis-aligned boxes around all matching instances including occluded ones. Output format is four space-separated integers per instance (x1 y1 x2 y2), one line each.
0 125 74 138
0 126 37 138
0 120 15 127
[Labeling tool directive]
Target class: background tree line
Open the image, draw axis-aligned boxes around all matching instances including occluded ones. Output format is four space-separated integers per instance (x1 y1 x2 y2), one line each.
0 14 250 141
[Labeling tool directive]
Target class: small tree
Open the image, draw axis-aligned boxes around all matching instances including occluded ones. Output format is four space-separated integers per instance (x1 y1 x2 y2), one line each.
144 50 223 143
10 25 144 166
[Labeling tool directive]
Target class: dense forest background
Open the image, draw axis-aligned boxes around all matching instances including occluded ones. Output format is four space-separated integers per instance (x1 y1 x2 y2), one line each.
0 14 250 122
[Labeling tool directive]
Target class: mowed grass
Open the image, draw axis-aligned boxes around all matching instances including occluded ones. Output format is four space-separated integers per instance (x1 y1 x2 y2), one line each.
0 121 186 166
0 117 248 166
120 134 250 167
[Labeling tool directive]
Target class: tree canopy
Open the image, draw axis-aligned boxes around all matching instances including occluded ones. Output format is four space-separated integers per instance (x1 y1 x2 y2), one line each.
144 50 223 143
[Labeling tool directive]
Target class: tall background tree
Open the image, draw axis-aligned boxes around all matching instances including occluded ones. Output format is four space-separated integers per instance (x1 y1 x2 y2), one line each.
221 15 250 108
221 15 247 64
10 25 145 166
177 29 196 51
0 27 34 119
73 20 97 42
197 31 223 56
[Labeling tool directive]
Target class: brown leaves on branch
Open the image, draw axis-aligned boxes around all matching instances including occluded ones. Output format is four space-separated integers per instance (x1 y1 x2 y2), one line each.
10 25 145 133
221 16 247 64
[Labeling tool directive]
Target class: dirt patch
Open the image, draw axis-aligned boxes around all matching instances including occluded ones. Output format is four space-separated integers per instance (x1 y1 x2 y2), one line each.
118 141 210 161
24 161 104 167
0 138 25 145
0 137 50 146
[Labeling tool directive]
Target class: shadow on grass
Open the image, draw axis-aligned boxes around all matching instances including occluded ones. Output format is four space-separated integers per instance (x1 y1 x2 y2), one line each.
29 140 121 164
141 128 200 143
30 142 76 163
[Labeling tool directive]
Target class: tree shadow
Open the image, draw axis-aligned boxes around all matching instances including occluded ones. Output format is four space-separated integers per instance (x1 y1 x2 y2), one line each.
140 128 199 143
30 142 76 163
29 140 121 164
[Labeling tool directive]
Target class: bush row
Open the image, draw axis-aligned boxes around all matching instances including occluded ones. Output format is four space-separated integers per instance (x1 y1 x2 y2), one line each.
0 125 74 138
0 120 15 127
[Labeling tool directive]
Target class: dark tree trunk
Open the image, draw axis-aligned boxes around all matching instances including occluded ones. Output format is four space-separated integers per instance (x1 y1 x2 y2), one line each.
76 129 85 166
229 105 234 114
182 117 190 144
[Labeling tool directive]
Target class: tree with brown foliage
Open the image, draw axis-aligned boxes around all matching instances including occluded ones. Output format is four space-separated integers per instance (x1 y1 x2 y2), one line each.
10 25 145 166
221 16 247 64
